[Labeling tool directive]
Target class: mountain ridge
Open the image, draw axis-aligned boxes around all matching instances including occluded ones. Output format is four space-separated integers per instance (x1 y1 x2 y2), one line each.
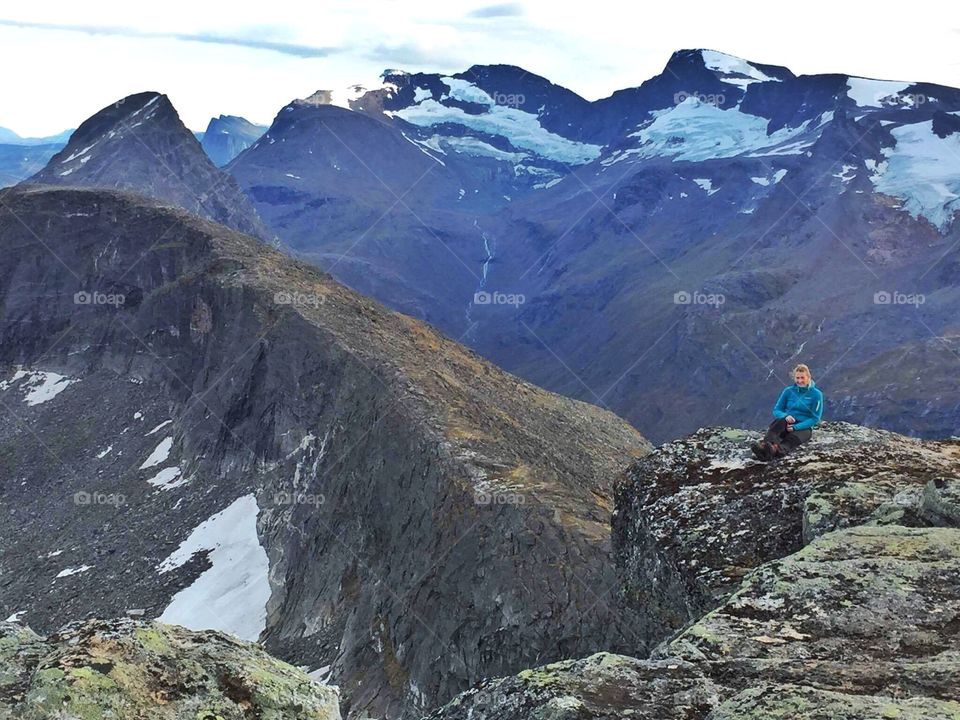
0 182 650 718
23 91 274 242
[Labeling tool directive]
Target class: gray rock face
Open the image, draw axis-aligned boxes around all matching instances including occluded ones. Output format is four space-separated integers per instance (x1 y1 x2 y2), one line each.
0 619 341 719
23 92 272 242
201 114 267 167
0 185 650 719
613 422 960 632
430 423 960 719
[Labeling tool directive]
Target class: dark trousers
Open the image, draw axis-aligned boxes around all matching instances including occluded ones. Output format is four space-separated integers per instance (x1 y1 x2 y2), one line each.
763 417 812 454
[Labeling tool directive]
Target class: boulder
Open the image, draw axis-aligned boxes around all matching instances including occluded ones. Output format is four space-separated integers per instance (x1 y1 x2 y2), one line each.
0 619 340 719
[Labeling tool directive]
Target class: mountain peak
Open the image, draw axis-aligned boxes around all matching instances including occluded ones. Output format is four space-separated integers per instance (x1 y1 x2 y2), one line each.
664 48 795 86
25 91 271 240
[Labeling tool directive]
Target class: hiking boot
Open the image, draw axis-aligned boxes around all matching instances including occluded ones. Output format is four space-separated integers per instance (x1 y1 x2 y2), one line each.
750 441 771 461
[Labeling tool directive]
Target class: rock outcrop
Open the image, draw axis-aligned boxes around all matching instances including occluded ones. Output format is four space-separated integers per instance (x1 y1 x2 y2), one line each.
0 619 340 719
0 184 650 718
429 423 960 719
613 422 960 634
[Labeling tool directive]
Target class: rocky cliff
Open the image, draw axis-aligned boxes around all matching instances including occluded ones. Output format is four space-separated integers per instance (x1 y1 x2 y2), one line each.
0 184 650 718
429 422 960 719
0 619 340 719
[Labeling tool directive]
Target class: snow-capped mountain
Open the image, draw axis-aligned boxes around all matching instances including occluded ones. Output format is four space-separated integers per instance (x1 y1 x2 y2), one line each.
199 114 267 166
227 49 960 443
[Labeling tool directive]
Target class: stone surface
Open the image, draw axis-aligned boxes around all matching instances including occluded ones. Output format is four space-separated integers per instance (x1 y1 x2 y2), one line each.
0 619 340 720
431 424 960 720
426 653 722 720
613 422 960 636
921 478 960 527
663 525 960 699
708 685 960 720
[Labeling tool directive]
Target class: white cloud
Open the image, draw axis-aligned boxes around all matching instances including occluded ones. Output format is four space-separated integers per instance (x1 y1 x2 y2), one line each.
0 0 957 136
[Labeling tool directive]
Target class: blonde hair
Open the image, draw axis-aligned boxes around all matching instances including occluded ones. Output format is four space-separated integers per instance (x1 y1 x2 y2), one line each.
793 364 812 377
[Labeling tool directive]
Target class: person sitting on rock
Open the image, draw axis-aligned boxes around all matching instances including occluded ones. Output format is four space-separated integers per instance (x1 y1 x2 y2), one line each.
751 363 823 460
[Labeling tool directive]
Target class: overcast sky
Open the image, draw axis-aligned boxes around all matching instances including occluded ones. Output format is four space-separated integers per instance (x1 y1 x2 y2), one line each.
2 0 959 136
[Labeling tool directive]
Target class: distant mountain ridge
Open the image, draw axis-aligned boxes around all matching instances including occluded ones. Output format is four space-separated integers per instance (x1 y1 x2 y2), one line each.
199 114 267 166
224 48 960 443
0 126 73 146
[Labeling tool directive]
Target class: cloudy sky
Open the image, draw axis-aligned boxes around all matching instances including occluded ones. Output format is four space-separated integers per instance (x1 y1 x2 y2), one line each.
2 0 959 136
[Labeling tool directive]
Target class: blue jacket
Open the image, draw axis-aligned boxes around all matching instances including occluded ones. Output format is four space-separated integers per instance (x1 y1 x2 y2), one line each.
773 381 824 431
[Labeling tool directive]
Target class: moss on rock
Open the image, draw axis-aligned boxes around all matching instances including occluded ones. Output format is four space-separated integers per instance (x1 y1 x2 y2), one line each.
0 619 340 720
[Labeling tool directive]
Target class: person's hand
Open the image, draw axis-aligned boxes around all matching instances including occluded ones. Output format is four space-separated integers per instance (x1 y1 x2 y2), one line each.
786 424 794 432
785 415 795 423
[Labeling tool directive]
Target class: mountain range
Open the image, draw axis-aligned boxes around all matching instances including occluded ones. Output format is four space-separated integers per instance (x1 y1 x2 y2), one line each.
2 47 959 719
222 49 960 443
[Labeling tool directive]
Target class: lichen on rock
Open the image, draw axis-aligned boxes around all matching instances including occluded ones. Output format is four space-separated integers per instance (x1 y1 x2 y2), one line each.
0 619 341 720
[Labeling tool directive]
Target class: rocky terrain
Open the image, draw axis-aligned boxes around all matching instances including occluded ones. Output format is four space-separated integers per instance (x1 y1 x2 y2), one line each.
429 422 960 718
0 619 340 719
0 184 650 718
23 92 272 242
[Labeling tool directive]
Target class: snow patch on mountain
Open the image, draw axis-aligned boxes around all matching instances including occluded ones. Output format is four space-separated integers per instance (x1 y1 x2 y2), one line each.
146 420 172 436
701 50 781 89
387 77 602 165
870 119 960 230
147 466 186 490
0 368 78 406
846 78 912 108
442 135 528 162
605 98 828 165
693 178 719 195
55 565 93 579
62 143 97 164
157 494 270 641
140 437 173 469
